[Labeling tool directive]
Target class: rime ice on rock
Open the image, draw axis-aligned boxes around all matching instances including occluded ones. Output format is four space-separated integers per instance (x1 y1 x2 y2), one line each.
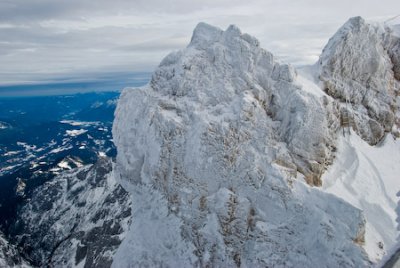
318 16 400 144
113 22 369 267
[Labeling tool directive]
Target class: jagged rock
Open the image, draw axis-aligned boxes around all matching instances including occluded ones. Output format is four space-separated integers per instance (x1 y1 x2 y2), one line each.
123 22 337 187
318 16 400 145
10 157 131 268
113 22 369 267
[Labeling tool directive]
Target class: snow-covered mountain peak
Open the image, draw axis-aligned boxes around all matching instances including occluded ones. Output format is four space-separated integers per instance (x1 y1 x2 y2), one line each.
113 23 370 267
124 23 336 188
343 16 366 31
189 22 259 50
189 22 223 49
318 16 400 144
1 17 399 268
319 16 385 67
150 22 298 115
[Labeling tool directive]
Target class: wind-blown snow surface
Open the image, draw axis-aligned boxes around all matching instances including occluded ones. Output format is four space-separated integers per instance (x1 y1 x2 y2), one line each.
323 132 400 262
112 22 372 267
316 16 400 264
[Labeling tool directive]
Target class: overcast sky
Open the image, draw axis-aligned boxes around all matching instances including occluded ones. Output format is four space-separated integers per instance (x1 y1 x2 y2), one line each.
0 0 399 88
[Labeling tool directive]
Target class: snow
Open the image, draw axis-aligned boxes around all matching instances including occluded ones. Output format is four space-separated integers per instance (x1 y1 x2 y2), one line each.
16 178 26 197
296 65 327 98
57 160 72 169
112 22 371 266
0 121 9 129
15 158 131 267
112 184 197 267
0 15 397 267
380 240 400 267
49 145 73 154
65 129 87 137
323 132 400 262
98 127 108 132
1 165 19 172
107 99 118 106
17 142 36 151
60 120 99 126
316 16 400 263
3 150 20 156
317 16 399 145
91 101 103 109
393 25 400 37
56 157 83 170
69 157 83 168
0 231 31 267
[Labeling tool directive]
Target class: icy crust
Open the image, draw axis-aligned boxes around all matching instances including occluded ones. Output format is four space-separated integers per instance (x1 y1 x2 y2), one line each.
113 23 369 266
12 157 131 268
318 16 400 144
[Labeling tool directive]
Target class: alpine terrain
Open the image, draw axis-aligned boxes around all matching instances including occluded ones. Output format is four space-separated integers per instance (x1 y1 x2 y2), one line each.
113 17 400 267
1 16 400 267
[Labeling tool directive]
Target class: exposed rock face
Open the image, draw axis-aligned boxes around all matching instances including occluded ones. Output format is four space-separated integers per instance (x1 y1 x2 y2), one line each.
10 157 131 268
318 16 400 144
113 23 369 267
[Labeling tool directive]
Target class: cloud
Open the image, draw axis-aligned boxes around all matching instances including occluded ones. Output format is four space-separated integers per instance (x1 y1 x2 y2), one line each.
0 0 399 87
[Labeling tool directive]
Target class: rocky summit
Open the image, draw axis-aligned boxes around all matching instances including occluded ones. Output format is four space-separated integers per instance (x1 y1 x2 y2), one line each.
112 17 399 267
318 16 400 145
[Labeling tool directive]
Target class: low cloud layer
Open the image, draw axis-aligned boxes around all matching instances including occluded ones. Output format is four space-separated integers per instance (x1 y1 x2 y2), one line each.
0 0 399 87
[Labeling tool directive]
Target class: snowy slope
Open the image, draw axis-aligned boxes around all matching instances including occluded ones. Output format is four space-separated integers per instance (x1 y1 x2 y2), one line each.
323 132 400 262
113 22 370 267
316 16 400 264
